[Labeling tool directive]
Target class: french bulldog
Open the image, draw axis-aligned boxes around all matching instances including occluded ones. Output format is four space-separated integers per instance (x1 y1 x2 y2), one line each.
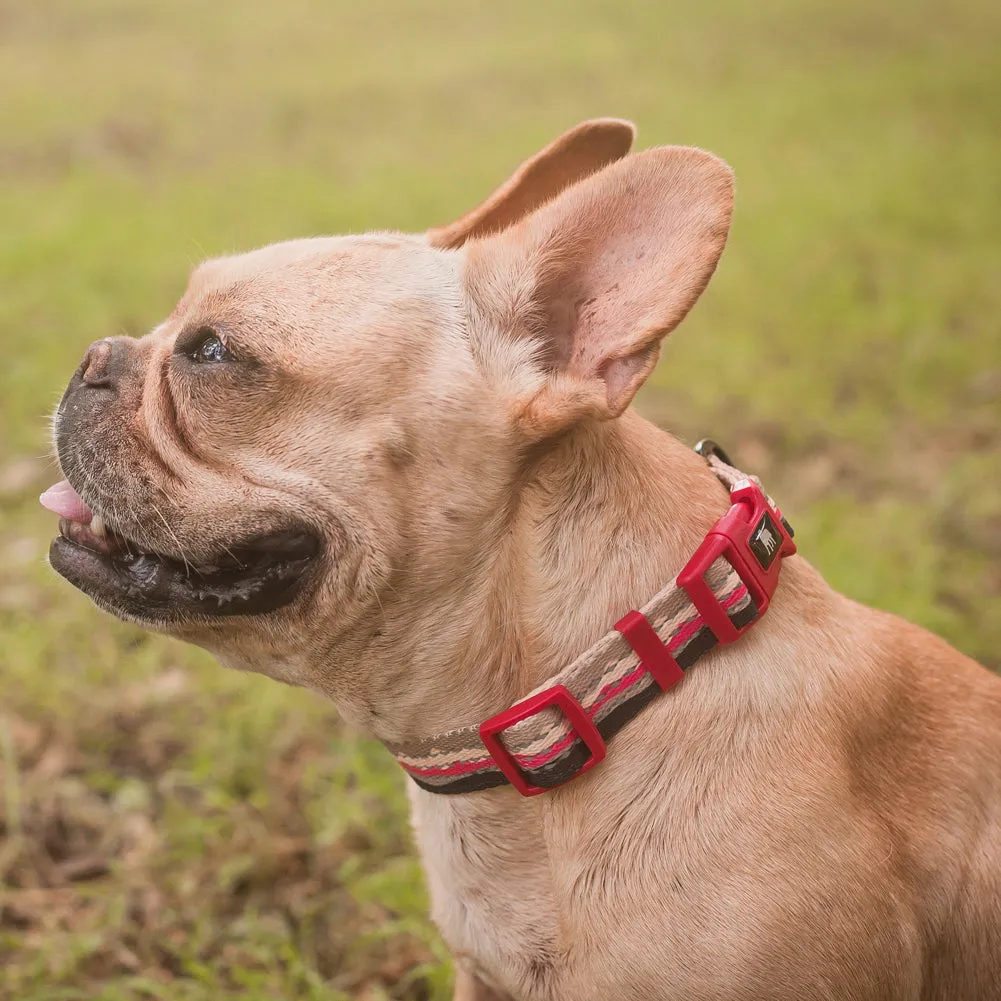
42 120 1001 1000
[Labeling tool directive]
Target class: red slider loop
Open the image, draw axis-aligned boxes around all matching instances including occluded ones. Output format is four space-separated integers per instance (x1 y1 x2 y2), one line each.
615 610 685 692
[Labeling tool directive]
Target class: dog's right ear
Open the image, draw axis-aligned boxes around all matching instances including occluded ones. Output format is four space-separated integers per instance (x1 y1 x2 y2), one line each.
426 119 636 249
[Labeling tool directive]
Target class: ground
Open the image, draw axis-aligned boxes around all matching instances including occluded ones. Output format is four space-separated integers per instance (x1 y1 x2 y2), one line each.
0 0 999 998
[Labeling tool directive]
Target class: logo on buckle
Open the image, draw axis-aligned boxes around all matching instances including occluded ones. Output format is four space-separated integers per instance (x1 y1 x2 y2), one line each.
749 512 782 570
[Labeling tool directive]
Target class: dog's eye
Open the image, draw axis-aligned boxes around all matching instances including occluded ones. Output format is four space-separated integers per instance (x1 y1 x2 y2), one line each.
188 328 234 364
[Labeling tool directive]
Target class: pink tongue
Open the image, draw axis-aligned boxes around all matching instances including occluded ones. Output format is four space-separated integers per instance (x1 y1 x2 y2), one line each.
40 480 94 523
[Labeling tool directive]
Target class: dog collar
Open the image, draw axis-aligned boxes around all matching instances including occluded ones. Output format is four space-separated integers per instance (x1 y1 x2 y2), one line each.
390 441 796 797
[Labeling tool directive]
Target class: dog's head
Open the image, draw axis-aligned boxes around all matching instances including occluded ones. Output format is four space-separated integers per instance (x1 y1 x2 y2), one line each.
43 119 733 700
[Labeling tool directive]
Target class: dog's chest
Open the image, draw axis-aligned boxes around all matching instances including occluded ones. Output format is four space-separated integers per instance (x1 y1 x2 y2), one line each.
408 788 564 999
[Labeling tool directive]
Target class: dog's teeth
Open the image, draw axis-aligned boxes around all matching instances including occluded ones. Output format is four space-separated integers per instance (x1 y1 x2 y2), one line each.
90 514 107 538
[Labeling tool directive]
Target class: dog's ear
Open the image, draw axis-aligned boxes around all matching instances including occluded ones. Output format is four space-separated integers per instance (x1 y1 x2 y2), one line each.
464 146 734 434
427 119 636 250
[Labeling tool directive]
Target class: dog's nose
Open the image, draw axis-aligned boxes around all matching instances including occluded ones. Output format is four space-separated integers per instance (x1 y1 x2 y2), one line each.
58 336 140 430
77 338 127 390
80 339 113 386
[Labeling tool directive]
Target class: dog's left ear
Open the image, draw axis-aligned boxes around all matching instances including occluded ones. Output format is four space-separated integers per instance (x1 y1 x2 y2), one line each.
464 146 734 434
427 119 636 249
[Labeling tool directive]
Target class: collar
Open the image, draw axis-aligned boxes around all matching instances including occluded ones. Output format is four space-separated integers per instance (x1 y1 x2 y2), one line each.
390 441 796 797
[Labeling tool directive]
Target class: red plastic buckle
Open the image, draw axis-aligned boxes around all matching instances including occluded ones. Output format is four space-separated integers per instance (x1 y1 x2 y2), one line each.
677 481 796 645
615 610 685 691
479 685 607 797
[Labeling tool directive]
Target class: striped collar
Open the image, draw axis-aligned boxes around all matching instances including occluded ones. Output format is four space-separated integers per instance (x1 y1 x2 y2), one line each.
390 442 796 797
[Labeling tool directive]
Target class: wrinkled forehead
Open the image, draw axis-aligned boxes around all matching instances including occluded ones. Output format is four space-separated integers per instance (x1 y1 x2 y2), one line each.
168 234 461 368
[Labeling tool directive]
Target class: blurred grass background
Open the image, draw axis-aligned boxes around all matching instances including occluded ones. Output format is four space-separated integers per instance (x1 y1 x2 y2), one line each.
0 0 999 997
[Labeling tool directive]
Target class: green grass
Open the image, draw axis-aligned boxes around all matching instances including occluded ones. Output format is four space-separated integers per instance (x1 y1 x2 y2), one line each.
1 0 999 996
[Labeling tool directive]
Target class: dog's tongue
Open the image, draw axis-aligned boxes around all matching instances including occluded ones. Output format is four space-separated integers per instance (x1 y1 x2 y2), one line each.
40 480 94 524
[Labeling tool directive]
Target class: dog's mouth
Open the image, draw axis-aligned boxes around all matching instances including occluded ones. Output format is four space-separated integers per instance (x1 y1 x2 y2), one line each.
42 480 320 623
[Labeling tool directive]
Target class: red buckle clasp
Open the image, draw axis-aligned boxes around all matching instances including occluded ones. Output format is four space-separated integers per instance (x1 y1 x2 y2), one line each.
479 685 606 797
677 481 796 645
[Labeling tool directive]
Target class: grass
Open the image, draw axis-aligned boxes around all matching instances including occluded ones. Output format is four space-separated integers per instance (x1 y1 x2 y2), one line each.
1 0 999 996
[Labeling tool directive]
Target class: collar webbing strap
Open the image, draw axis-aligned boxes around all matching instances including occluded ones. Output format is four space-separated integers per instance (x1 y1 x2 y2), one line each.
390 448 795 797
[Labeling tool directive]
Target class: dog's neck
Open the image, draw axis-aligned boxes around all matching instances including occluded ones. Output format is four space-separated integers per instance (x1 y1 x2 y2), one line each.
335 410 766 746
504 411 732 693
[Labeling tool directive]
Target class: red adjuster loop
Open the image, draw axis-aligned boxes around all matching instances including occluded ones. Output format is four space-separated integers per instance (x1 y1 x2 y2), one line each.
479 685 606 797
677 481 796 645
615 610 685 691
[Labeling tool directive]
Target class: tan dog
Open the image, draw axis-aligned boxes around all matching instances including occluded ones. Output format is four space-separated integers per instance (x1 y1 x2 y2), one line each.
42 120 1001 1001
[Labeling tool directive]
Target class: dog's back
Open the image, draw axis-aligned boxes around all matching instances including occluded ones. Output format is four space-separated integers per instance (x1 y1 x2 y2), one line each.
856 610 1001 999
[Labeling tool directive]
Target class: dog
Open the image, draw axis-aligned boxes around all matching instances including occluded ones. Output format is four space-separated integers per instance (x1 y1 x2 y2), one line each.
41 119 1001 1000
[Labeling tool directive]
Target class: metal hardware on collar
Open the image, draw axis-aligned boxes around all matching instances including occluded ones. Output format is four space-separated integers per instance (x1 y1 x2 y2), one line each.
479 685 607 797
391 441 795 798
694 437 734 467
